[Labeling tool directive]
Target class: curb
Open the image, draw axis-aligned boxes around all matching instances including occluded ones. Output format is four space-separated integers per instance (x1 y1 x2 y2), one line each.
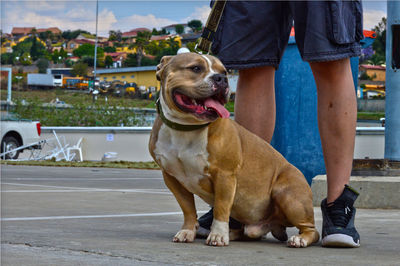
311 175 400 209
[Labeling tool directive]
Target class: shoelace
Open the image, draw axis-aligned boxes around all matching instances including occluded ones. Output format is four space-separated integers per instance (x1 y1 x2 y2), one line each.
327 202 353 228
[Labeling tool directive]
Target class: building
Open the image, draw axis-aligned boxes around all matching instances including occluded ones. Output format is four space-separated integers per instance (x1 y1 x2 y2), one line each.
11 27 35 38
359 64 386 81
122 28 151 39
65 39 95 53
11 27 61 38
37 27 62 35
359 64 386 98
104 52 128 68
95 66 159 90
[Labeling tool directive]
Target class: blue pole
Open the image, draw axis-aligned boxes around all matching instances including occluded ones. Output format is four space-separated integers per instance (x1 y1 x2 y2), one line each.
384 1 400 161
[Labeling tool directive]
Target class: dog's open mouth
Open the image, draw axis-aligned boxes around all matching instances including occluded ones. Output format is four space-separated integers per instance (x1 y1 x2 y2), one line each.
173 89 230 119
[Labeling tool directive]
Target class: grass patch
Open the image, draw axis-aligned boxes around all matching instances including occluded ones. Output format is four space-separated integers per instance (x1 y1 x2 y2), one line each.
0 160 160 169
357 112 385 121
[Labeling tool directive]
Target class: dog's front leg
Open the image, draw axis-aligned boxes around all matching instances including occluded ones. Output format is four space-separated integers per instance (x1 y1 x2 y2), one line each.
206 169 237 247
162 171 198 243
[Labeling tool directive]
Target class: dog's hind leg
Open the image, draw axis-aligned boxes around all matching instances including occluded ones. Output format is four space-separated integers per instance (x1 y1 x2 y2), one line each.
272 168 320 248
162 171 198 243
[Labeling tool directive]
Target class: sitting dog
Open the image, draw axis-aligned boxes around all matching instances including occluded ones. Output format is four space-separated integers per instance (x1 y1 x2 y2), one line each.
149 53 319 248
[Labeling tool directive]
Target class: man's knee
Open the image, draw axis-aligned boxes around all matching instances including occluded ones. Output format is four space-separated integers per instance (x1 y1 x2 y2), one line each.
309 58 351 78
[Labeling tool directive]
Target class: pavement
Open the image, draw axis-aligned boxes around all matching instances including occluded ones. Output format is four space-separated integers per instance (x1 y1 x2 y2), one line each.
1 165 400 265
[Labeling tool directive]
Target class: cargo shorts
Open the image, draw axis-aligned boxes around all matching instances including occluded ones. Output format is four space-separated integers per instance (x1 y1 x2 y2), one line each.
210 1 364 69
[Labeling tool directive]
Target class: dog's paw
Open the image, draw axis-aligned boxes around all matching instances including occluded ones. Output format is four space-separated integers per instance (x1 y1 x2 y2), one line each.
287 235 308 248
173 229 196 243
206 232 229 246
206 220 229 246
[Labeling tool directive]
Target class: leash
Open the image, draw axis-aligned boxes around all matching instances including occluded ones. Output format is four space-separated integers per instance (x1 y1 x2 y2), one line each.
196 0 227 54
156 99 210 131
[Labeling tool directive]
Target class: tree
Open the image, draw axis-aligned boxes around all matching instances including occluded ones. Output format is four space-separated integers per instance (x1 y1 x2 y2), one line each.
51 49 60 63
367 54 385 66
104 46 116 53
36 58 49 73
372 17 386 59
0 53 13 65
59 47 68 59
62 29 90 41
105 55 113 68
20 52 32 65
73 43 104 59
108 30 122 42
71 62 88 77
123 53 157 67
188 20 203 32
129 31 152 66
175 24 184 34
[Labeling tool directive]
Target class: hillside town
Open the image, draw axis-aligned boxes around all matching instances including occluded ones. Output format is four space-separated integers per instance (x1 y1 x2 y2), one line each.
0 21 203 97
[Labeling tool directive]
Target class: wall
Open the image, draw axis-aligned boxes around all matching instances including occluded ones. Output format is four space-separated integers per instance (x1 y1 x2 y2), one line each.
18 126 385 165
98 70 159 89
357 99 385 112
365 69 386 81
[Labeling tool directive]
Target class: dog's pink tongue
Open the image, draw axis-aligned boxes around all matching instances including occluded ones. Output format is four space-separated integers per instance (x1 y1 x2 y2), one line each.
204 98 230 118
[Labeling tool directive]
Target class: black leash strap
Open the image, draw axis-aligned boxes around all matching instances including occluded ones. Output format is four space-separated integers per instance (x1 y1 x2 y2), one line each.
197 0 226 53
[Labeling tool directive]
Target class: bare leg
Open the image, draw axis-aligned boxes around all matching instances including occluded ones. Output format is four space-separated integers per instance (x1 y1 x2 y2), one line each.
309 58 357 203
235 66 276 142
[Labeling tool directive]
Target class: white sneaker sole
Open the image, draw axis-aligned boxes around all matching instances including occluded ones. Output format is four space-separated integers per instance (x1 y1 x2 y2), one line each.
322 234 360 248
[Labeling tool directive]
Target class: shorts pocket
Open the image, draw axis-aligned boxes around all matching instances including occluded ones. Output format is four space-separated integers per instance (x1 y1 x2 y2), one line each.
326 0 363 45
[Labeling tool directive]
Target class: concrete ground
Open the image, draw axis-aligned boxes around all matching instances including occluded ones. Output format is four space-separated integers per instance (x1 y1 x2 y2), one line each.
1 165 399 266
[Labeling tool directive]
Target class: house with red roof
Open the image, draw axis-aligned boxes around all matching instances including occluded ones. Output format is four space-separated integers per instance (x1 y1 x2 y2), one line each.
11 27 35 38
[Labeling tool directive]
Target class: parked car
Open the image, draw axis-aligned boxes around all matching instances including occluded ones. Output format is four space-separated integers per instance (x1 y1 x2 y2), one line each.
1 113 42 159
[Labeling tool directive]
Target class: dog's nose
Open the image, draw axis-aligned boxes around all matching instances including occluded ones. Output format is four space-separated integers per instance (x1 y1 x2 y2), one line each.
211 74 228 88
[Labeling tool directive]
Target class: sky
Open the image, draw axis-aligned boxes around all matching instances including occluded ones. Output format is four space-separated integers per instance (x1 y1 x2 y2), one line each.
1 0 388 37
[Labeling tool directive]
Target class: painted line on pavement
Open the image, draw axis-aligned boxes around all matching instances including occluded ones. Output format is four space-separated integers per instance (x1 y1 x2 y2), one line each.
1 211 208 222
2 183 170 194
2 189 171 194
2 177 163 181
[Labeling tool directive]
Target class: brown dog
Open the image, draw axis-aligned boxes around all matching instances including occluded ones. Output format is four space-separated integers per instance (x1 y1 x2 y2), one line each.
149 53 319 247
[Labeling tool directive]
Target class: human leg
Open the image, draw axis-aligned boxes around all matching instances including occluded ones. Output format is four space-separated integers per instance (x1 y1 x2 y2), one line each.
310 58 360 247
235 66 276 142
309 58 356 203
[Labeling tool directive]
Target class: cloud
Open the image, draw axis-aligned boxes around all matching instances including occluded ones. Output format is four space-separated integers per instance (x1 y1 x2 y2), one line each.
183 5 211 24
2 1 117 37
363 10 386 30
22 0 66 12
118 14 177 32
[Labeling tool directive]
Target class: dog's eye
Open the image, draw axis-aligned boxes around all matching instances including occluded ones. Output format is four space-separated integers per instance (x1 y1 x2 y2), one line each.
190 66 202 73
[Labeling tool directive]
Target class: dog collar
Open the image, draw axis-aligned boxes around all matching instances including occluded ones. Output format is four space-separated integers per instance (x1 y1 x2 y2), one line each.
156 99 210 131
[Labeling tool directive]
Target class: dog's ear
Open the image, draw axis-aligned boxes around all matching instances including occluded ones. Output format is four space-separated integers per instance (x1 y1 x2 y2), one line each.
156 56 173 81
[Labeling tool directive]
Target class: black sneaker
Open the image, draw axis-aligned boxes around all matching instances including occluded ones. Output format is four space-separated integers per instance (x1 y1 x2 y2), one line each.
196 208 243 238
321 185 360 247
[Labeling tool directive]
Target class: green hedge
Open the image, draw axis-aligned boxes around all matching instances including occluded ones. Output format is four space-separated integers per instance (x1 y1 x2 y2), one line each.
12 99 149 127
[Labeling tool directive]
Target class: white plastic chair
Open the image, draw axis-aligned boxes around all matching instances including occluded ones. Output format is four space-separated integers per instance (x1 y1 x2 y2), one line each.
67 138 83 162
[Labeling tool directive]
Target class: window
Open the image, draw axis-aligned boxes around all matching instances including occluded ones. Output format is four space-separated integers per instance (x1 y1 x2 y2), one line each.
131 75 135 78
103 77 107 80
121 75 125 79
112 76 116 79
